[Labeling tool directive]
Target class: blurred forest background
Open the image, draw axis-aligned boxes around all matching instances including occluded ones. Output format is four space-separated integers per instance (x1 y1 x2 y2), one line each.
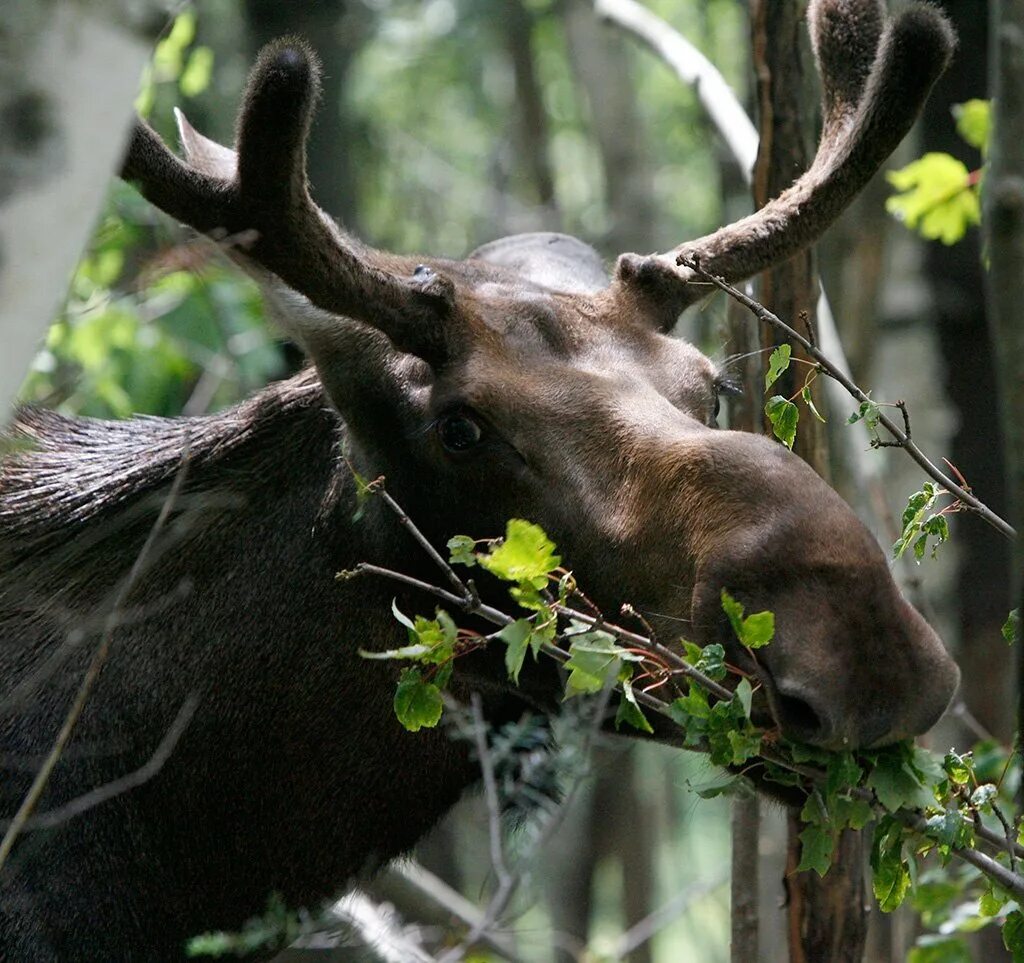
17 0 1014 960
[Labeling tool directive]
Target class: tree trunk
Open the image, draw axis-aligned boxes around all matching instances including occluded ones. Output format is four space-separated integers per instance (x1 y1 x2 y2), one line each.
562 0 656 252
749 3 867 960
498 1 559 219
0 1 165 418
986 0 1024 805
924 0 1015 745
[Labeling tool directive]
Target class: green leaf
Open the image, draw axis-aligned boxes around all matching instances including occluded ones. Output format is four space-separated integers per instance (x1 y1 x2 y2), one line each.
694 773 751 800
670 685 711 720
480 519 561 588
740 611 774 648
393 668 443 732
726 727 762 765
764 344 792 391
447 535 477 567
563 635 621 698
498 619 533 683
825 753 862 796
868 747 933 811
847 397 882 439
943 749 974 786
615 675 654 733
734 678 753 718
765 395 799 449
893 484 948 562
871 819 911 912
1004 609 1021 645
687 641 727 681
953 98 991 153
970 782 997 811
1004 910 1024 962
886 152 980 245
530 617 556 658
797 822 835 876
923 808 974 863
980 879 1010 917
832 795 874 831
721 590 775 649
801 383 826 422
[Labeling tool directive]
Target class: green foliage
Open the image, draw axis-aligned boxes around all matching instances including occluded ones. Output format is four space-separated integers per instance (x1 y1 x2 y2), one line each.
479 519 562 592
764 344 792 391
764 395 799 449
1004 609 1021 645
683 640 727 681
886 153 980 245
136 11 214 119
186 894 302 958
1005 910 1024 961
872 816 913 911
394 667 445 732
847 396 882 443
887 100 989 245
368 518 1023 953
894 483 951 562
908 936 973 963
953 99 992 153
20 183 284 419
720 589 774 649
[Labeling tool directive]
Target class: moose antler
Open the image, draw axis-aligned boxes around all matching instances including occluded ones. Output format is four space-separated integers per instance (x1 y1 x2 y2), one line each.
121 39 456 366
615 0 956 317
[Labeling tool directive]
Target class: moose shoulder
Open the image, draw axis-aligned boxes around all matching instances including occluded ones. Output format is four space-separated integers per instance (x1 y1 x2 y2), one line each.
0 1 959 959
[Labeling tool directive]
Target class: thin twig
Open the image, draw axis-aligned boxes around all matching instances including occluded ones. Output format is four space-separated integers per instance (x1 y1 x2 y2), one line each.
0 440 192 871
554 602 734 701
679 256 1016 540
388 861 525 962
3 693 199 832
371 478 470 599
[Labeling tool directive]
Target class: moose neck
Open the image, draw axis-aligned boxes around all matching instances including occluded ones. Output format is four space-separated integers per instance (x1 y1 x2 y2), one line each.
0 372 539 957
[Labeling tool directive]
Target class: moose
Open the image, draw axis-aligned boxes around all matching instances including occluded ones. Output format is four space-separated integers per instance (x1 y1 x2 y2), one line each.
1 1 960 958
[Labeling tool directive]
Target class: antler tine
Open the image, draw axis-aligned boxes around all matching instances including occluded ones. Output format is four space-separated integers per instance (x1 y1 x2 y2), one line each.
121 39 457 366
614 1 955 319
808 0 885 137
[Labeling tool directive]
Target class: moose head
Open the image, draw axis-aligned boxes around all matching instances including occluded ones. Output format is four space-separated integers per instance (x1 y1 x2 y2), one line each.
1 0 959 957
121 0 958 749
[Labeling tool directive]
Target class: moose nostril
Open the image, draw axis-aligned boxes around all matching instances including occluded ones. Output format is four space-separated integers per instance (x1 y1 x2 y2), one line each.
773 683 834 744
778 693 822 734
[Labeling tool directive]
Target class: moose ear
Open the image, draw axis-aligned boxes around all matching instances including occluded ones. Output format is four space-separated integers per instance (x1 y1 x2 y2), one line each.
174 109 237 181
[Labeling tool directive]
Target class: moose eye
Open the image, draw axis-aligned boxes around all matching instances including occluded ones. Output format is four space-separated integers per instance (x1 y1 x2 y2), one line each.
438 412 484 453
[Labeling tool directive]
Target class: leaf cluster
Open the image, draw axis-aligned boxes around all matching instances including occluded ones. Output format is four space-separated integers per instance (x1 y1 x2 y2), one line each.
359 519 1024 955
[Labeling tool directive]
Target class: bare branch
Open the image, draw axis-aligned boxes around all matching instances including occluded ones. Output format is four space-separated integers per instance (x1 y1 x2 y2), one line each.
3 693 199 832
389 861 525 962
678 256 1017 540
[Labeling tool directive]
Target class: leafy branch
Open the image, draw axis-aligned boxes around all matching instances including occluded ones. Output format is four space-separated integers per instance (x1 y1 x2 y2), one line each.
340 481 1024 959
676 254 1016 541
